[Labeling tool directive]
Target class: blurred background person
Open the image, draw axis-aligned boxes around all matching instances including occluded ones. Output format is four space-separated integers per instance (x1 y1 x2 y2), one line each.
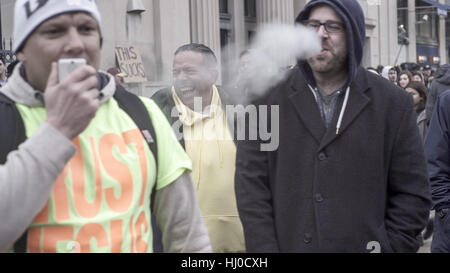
376 64 384 75
405 81 427 140
405 80 433 244
398 70 412 89
6 60 20 79
381 65 397 85
107 67 125 86
412 71 425 85
427 69 435 89
401 62 420 73
0 58 7 87
422 64 432 87
425 64 450 125
424 89 450 253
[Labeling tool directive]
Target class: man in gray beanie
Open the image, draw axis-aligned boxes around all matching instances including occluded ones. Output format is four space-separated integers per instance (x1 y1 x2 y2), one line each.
0 0 211 253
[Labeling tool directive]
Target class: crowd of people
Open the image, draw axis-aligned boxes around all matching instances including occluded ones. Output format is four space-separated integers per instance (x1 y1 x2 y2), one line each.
366 61 450 252
0 0 449 254
368 63 434 137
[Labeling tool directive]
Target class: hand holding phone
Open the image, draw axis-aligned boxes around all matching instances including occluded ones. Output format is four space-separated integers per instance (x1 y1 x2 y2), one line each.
58 58 86 83
46 60 100 139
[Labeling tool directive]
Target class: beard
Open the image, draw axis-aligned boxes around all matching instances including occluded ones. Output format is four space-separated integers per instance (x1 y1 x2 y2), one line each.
307 47 348 74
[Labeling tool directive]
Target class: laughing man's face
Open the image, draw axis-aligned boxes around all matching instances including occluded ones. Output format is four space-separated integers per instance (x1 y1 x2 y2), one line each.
172 50 217 109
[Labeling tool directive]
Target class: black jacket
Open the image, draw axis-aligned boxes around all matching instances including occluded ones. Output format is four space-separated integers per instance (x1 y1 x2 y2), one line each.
425 64 450 124
151 87 185 146
235 66 431 253
424 90 450 211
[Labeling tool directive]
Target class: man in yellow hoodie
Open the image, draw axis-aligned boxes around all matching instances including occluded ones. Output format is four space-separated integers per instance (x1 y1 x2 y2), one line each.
152 43 245 253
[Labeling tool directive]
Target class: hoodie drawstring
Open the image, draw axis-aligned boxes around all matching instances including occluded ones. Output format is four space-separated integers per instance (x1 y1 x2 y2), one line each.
308 84 350 135
336 86 350 135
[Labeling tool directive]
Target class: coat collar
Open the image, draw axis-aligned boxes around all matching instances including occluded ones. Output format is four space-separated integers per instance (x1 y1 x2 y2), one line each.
288 66 371 150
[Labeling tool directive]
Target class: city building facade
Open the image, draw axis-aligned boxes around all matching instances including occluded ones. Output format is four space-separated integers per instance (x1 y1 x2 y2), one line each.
0 0 449 95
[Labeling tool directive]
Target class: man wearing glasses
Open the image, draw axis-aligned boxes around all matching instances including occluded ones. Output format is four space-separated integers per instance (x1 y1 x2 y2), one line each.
235 0 430 253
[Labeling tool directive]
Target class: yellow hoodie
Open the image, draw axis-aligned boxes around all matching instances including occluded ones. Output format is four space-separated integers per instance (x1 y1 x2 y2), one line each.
172 86 245 253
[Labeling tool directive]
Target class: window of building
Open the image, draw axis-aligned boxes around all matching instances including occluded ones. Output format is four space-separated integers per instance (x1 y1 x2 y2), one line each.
219 0 232 48
245 0 257 44
415 0 439 45
219 0 232 83
397 0 409 44
220 29 230 48
219 0 228 14
245 0 256 18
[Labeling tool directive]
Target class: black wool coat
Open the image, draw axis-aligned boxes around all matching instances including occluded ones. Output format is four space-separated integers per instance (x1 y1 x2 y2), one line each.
235 66 431 253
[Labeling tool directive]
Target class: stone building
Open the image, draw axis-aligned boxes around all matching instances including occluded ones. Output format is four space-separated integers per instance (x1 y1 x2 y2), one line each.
0 0 449 95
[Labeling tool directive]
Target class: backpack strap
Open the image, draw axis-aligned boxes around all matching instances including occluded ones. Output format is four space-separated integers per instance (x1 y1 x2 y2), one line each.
0 93 27 163
113 86 159 211
113 86 163 253
0 92 28 253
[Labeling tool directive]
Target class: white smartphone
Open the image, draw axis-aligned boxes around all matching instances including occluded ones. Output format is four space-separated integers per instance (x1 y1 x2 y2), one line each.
58 58 86 83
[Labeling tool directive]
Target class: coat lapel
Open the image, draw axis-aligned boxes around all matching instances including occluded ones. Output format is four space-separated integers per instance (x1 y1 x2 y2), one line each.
318 67 371 151
288 70 326 144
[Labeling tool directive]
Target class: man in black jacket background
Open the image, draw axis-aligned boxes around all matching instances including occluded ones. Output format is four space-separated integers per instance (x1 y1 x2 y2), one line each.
425 64 450 125
424 90 450 253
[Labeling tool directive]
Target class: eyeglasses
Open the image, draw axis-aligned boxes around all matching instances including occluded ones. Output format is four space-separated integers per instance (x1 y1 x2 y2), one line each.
301 20 345 33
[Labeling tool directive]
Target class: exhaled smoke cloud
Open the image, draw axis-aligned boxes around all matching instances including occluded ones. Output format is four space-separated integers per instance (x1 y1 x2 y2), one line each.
224 23 321 104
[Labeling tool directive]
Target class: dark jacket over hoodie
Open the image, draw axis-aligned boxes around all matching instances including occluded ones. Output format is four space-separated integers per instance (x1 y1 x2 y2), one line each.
235 0 430 253
424 90 450 211
425 64 450 124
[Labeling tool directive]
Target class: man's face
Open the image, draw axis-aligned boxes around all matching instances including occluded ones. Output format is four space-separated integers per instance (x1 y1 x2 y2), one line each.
307 5 348 75
17 12 101 92
388 69 397 82
172 51 217 107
